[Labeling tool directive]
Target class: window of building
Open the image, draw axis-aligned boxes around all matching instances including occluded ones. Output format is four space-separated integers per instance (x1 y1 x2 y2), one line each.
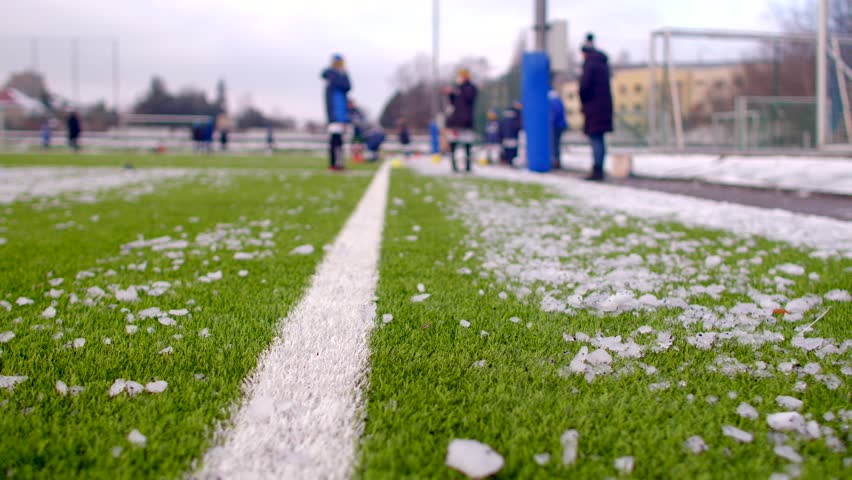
714 79 726 89
567 92 575 100
619 85 628 95
619 104 627 112
634 84 642 93
566 108 574 115
634 104 642 113
695 79 705 86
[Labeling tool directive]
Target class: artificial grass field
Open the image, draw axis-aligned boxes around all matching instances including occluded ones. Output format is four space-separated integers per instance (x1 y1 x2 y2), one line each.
1 154 849 479
359 169 851 479
0 155 372 478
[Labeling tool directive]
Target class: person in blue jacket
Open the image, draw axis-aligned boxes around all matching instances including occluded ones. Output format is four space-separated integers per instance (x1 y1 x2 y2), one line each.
41 117 52 149
321 54 352 170
549 89 568 170
364 125 385 162
499 101 522 166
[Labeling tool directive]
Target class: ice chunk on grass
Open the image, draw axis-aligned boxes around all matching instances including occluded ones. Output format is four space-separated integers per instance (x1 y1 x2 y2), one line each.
684 435 708 454
736 402 759 420
410 294 431 303
145 381 168 393
825 289 851 302
459 320 471 328
705 256 722 268
776 264 805 276
722 425 753 443
289 244 315 255
560 429 579 466
445 439 504 479
767 412 806 433
0 376 27 391
42 306 56 318
0 331 14 343
108 379 127 397
774 445 802 463
158 317 176 326
56 380 68 396
775 396 803 411
127 429 146 448
614 456 635 474
125 381 144 396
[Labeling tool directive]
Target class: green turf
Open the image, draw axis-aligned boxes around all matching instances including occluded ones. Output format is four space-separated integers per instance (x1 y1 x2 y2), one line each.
358 168 851 479
0 151 379 170
0 167 372 478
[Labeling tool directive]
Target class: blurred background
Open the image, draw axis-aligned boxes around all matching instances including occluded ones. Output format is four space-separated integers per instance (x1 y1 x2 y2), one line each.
0 0 849 152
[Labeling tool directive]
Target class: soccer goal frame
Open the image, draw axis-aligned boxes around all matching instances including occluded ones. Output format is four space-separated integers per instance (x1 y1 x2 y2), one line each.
648 20 852 150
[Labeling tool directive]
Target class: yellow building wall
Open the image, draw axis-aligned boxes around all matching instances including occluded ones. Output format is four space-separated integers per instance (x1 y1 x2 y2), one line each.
561 64 744 131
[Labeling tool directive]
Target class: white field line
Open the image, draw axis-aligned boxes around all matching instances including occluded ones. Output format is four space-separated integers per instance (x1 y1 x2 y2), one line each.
408 160 852 258
199 162 390 479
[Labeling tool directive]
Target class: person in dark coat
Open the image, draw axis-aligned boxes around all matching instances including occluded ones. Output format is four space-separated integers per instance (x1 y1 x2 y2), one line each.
579 39 613 181
549 89 568 169
499 101 522 166
321 54 352 170
444 68 478 172
484 110 500 163
398 119 411 157
67 111 81 152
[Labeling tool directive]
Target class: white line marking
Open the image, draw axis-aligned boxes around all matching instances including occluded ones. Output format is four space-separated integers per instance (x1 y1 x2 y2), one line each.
199 163 390 479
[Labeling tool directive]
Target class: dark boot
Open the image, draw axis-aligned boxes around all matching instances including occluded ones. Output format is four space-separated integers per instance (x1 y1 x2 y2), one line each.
584 166 604 181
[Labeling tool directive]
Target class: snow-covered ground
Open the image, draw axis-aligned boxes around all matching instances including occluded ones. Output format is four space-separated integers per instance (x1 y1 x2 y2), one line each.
0 167 192 204
411 160 852 258
559 151 852 196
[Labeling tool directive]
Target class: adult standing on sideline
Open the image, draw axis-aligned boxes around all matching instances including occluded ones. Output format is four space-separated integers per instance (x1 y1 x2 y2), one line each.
549 89 568 170
67 110 81 152
398 119 411 157
321 54 352 171
444 68 478 173
579 34 613 181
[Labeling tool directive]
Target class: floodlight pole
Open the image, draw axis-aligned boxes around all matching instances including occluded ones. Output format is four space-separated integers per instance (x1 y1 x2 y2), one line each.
534 0 547 51
432 0 440 120
648 34 657 146
112 38 120 113
71 37 80 105
816 0 828 148
31 38 39 71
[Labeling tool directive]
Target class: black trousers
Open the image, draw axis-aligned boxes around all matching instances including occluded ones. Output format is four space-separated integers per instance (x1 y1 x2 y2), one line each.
329 132 343 168
450 142 472 172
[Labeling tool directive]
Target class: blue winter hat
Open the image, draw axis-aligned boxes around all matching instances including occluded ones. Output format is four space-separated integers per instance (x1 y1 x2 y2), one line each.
332 53 344 62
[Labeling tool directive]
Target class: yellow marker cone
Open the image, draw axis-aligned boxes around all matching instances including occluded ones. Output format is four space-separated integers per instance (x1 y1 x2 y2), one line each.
431 154 441 164
478 157 489 166
391 158 403 168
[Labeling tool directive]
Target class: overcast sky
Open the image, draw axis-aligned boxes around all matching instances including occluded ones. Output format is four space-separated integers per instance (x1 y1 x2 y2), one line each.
1 0 798 122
